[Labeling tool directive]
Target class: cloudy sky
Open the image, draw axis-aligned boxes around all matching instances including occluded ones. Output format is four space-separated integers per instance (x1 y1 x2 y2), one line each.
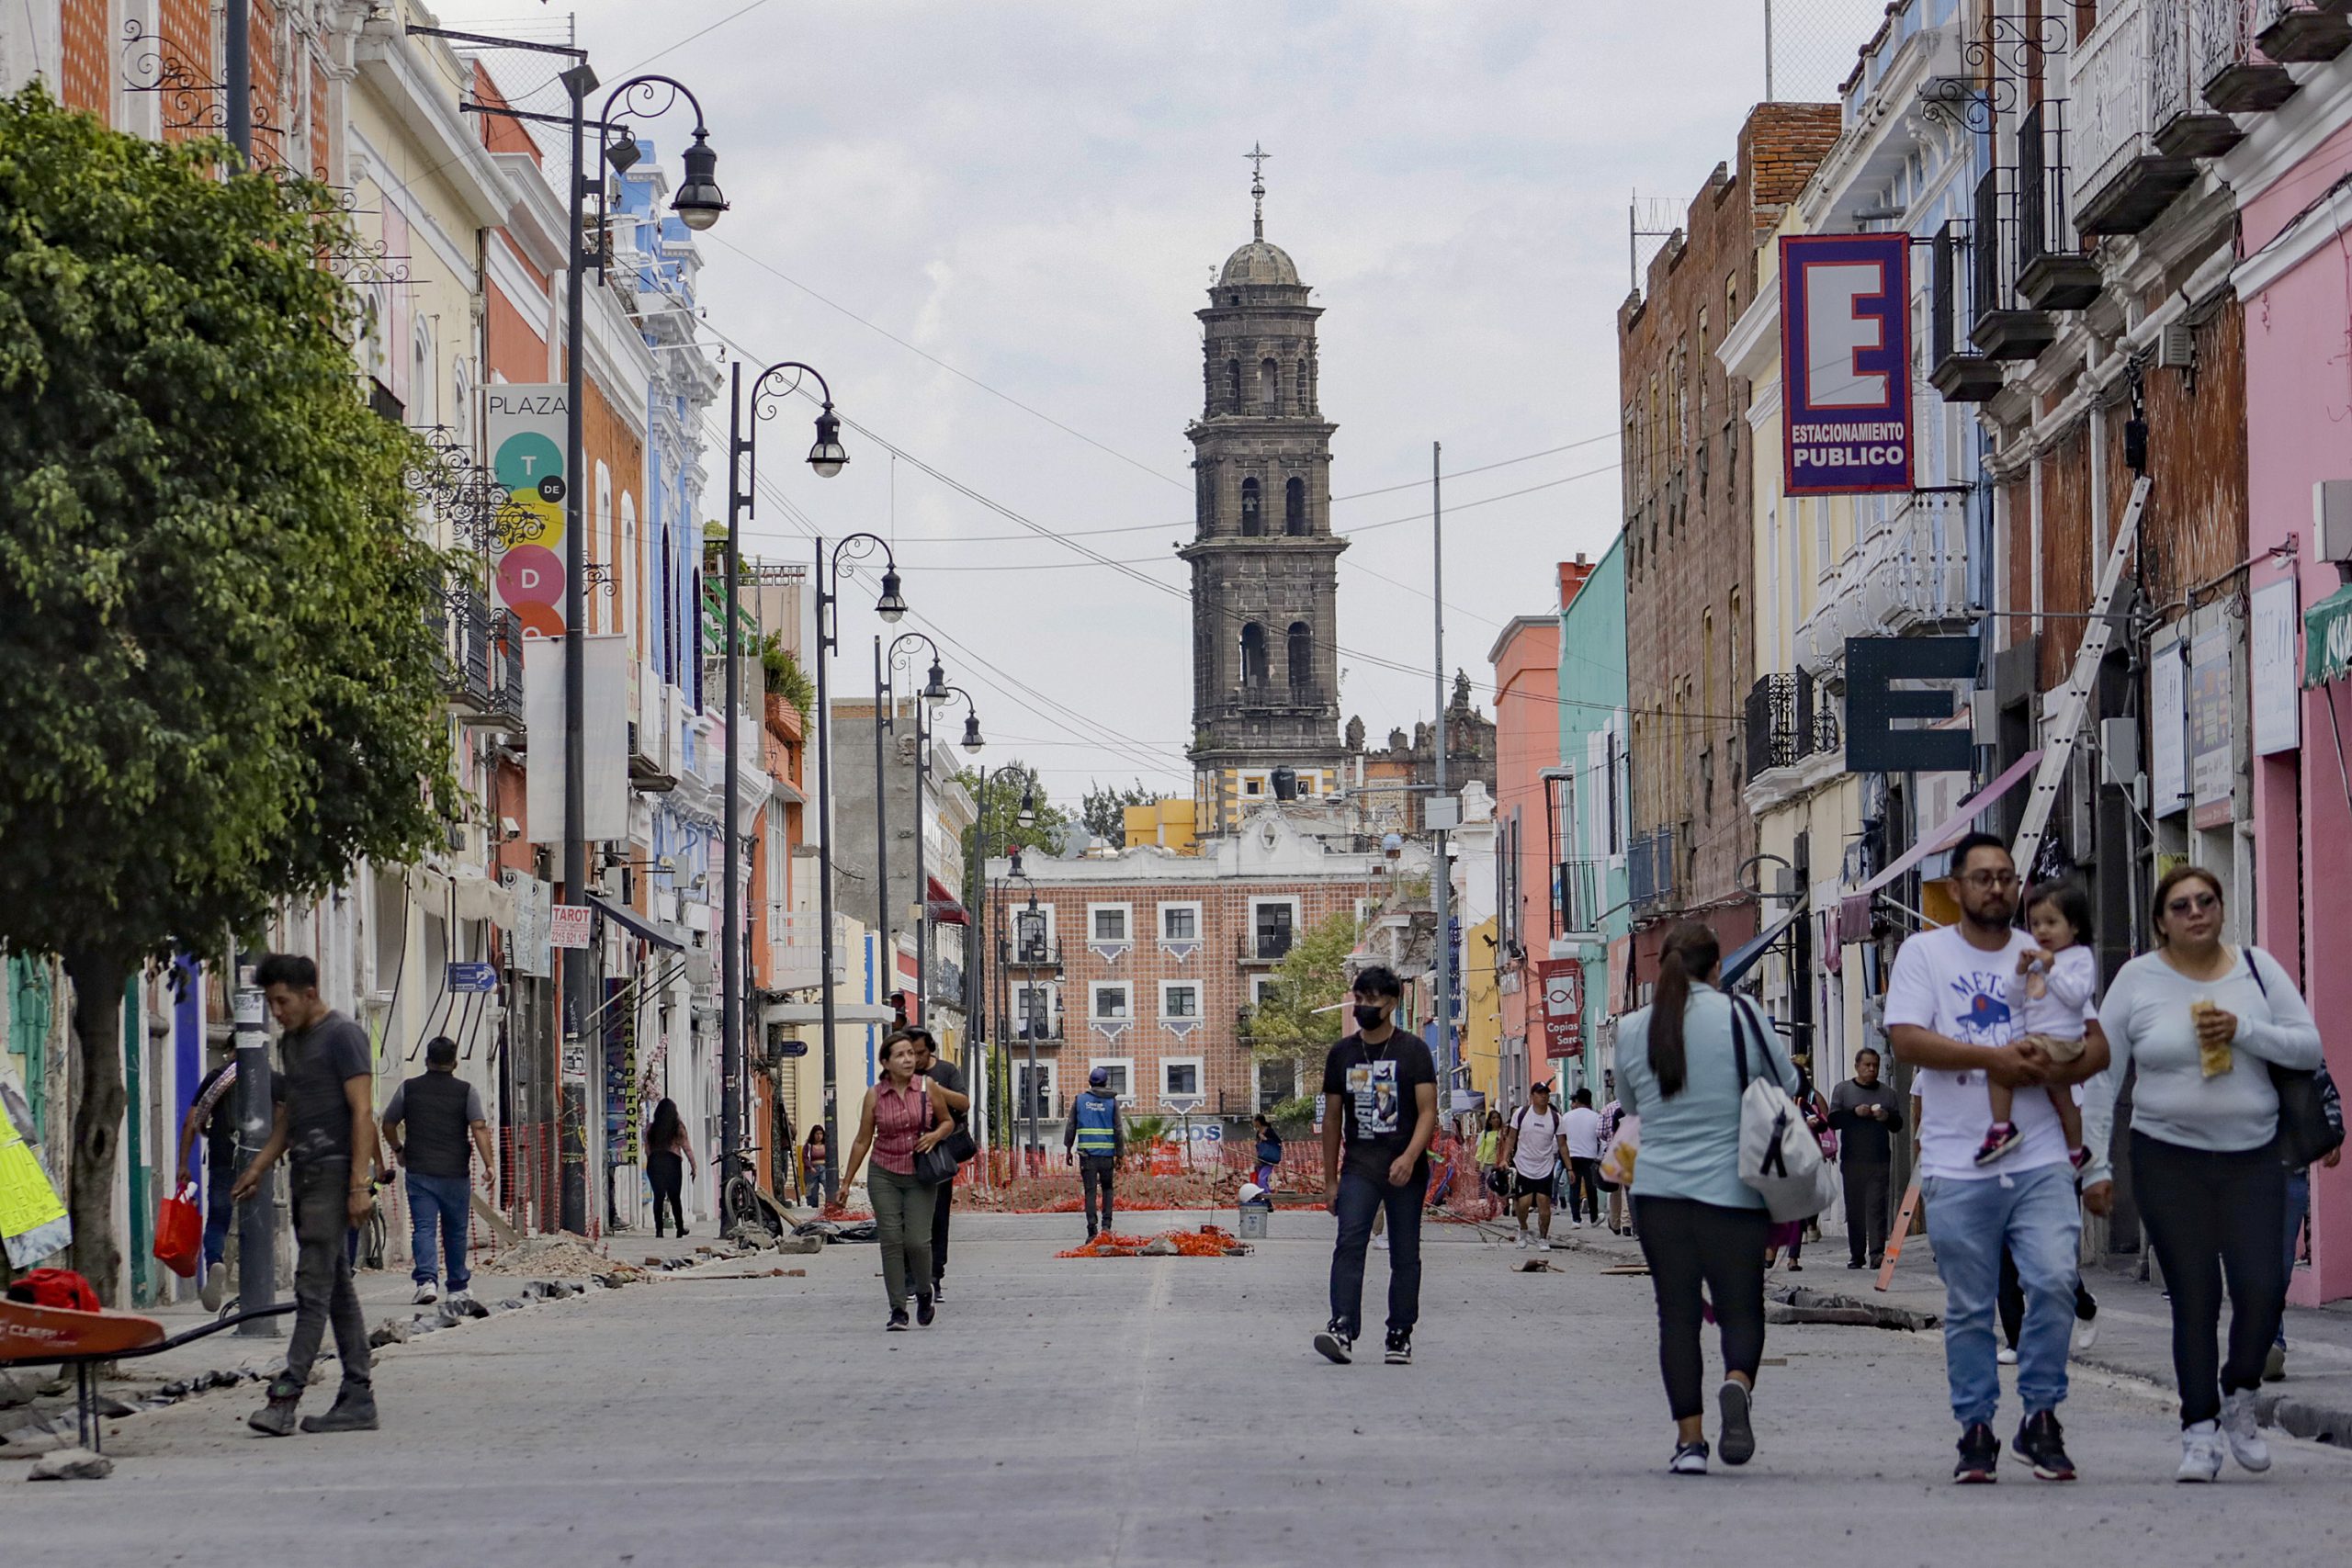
433 0 1884 798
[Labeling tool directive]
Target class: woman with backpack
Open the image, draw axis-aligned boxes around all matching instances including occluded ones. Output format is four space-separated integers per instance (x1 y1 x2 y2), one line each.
2081 864 2324 1482
1615 921 1801 1476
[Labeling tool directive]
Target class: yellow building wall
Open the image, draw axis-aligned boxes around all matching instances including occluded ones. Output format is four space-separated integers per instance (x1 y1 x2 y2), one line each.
1461 916 1502 1113
1123 797 1200 854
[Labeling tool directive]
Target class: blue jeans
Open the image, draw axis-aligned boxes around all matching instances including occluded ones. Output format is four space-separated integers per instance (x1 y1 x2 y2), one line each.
2280 1168 2310 1349
1922 1163 2080 1429
1329 1162 1424 1337
406 1171 472 1291
202 1164 234 1271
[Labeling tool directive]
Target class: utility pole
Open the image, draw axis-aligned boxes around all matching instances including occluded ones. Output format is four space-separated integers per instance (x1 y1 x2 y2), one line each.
558 62 594 1238
874 638 891 1011
225 0 251 161
1430 443 1453 1094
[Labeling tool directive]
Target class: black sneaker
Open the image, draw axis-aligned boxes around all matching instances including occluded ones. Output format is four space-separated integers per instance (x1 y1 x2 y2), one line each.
916 1294 936 1327
2015 1409 2075 1481
887 1309 910 1332
1954 1421 2001 1483
1716 1379 1755 1465
1313 1321 1354 1364
1384 1330 1412 1365
932 1278 946 1303
1668 1439 1710 1475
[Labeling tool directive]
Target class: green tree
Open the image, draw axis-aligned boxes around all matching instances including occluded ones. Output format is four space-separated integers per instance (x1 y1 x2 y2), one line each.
1079 778 1162 845
756 630 814 722
1247 911 1361 1083
953 760 1070 864
0 90 451 1299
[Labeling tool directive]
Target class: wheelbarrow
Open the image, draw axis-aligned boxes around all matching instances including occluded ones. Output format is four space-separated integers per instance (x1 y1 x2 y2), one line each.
0 1296 295 1452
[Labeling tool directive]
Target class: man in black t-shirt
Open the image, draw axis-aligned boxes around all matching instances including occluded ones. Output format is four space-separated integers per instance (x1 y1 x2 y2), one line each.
909 1030 971 1301
1314 964 1438 1367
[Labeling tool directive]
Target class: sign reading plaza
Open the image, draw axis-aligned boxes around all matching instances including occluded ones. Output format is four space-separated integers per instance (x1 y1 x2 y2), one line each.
1780 233 1914 496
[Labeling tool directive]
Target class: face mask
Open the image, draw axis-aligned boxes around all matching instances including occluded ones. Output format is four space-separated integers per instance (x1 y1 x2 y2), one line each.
1353 1003 1387 1030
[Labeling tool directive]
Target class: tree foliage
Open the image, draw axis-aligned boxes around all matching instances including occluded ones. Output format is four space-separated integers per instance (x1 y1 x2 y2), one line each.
756 630 813 721
1079 777 1163 845
0 89 451 1295
953 760 1071 864
1246 912 1361 1069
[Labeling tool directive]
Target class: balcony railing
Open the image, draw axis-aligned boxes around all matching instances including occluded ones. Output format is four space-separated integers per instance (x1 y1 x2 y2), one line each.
1001 936 1064 970
1555 857 1609 942
768 909 847 991
441 586 493 712
1240 931 1294 964
1627 827 1675 916
2014 100 2102 311
1862 492 1973 633
1929 222 2002 403
2252 1 2352 65
1969 165 2057 361
1745 672 1841 781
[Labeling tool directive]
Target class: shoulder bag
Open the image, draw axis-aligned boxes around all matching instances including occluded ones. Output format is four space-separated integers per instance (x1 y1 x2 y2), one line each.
2244 948 2345 1169
1731 998 1838 1223
910 1079 960 1188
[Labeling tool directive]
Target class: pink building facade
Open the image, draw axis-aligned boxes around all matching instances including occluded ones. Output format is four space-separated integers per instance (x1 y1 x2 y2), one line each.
2228 58 2352 1305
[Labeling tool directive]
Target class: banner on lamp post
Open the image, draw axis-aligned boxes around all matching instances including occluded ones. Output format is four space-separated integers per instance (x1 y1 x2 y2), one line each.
1781 234 1914 497
1536 959 1584 1060
484 383 571 640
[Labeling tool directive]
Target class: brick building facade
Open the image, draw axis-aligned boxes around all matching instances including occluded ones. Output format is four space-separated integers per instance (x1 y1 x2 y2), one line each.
1618 102 1842 976
984 807 1430 1134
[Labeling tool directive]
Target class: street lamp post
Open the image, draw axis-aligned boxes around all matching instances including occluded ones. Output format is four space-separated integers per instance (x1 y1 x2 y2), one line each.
724 360 849 1203
813 535 908 1192
876 634 951 1021
914 688 984 1037
408 28 729 1235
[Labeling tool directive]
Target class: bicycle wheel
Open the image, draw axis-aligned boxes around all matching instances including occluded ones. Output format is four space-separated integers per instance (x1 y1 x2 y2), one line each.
723 1176 760 1232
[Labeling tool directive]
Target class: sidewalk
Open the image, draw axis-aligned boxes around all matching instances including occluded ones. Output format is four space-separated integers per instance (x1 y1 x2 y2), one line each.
1520 1213 2352 1448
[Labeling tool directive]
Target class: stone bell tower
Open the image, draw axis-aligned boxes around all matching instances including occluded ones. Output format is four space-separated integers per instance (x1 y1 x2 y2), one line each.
1181 145 1348 831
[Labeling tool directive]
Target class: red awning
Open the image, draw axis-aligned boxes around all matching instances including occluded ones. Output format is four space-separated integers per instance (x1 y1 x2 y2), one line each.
925 875 968 926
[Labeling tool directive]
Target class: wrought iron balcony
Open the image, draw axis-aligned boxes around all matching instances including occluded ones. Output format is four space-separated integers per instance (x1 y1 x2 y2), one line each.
440 584 494 714
1744 672 1842 782
1627 827 1676 917
2072 0 2275 237
1929 223 2003 402
1969 167 2058 361
2254 0 2352 64
1001 935 1064 972
1554 856 1609 942
2202 0 2302 112
2014 101 2102 311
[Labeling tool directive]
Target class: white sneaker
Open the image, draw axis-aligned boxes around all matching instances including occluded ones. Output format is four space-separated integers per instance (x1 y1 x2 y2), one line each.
2177 1421 2225 1483
1373 1233 1389 1251
1536 1238 1552 1252
2219 1391 2272 1473
1996 1347 2019 1366
413 1281 439 1305
200 1261 228 1313
2072 1313 2099 1354
446 1289 473 1312
1514 1232 1529 1250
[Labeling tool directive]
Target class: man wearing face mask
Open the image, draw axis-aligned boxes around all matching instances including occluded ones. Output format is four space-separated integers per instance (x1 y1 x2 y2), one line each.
1314 965 1439 1367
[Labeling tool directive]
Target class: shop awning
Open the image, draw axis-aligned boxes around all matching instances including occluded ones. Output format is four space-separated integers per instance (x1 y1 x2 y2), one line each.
2305 585 2352 687
1720 901 1806 989
590 894 684 953
1846 748 2043 897
925 875 968 926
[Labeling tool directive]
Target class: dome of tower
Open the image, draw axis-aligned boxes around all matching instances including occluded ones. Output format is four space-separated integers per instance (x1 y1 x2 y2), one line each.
1218 239 1300 288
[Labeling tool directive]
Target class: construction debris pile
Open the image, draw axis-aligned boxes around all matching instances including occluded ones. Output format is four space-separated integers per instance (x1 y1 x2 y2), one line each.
1056 1225 1251 1259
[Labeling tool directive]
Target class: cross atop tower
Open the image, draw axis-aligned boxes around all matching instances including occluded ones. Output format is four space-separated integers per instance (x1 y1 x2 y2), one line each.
1246 141 1271 239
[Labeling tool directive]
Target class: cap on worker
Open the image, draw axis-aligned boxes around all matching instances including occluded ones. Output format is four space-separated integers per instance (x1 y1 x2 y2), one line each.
1531 1079 1552 1095
1089 1066 1109 1088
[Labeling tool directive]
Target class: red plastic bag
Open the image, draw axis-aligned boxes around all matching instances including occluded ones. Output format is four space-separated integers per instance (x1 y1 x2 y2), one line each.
5 1268 102 1312
153 1183 202 1279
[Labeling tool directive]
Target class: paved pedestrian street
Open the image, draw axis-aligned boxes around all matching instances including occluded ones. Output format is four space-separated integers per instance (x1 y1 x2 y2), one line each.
11 1213 2351 1564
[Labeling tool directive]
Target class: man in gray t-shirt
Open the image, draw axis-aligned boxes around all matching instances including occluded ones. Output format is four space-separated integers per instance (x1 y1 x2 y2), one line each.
910 1030 972 1300
235 953 379 1437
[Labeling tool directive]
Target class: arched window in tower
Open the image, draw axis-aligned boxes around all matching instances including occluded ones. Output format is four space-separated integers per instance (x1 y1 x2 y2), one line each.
1295 356 1309 413
1240 623 1268 692
1283 476 1306 536
1240 478 1262 536
1260 357 1279 412
1287 622 1314 699
1227 359 1241 411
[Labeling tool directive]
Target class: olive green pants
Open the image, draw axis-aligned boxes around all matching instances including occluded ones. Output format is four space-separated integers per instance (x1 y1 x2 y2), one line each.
870 1167 937 1311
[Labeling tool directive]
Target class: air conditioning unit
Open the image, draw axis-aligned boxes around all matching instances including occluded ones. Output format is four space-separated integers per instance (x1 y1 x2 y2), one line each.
2156 321 2196 370
2314 479 2352 565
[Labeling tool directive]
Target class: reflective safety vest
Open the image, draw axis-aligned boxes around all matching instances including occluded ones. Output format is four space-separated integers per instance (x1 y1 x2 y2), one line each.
1072 1091 1120 1155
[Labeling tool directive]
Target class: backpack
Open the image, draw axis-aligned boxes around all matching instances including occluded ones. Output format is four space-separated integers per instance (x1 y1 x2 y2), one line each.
1731 999 1837 1223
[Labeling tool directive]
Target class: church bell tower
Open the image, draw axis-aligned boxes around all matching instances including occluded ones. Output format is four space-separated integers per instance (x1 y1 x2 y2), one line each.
1182 147 1347 830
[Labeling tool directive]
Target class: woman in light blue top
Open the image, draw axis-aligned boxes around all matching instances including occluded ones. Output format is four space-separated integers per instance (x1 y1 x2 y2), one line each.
2082 864 2322 1482
1615 921 1800 1477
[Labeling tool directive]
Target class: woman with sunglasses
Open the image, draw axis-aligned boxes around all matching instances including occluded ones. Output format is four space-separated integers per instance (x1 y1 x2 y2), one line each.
2082 865 2322 1482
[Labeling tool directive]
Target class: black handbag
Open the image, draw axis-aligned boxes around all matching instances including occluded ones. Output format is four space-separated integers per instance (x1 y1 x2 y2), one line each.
2244 948 2344 1168
911 1085 960 1186
943 1127 979 1165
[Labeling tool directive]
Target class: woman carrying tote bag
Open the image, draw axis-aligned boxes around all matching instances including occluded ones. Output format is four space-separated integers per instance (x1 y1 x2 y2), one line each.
1616 921 1803 1477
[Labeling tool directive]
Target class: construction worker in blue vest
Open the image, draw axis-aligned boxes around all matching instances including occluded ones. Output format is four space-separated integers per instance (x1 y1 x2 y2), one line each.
1064 1066 1126 1238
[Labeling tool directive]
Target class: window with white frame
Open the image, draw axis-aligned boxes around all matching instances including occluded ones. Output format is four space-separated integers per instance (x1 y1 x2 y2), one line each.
1162 1057 1203 1099
1159 981 1200 1020
1091 982 1130 1021
1011 900 1057 963
1250 974 1281 1007
1257 1057 1296 1111
1159 902 1201 942
1091 1058 1133 1100
1088 903 1130 942
1250 897 1299 961
1014 1059 1057 1122
1015 982 1059 1040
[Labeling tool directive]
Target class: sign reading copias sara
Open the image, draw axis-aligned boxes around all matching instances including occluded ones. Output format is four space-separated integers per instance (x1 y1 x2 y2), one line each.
1779 233 1913 496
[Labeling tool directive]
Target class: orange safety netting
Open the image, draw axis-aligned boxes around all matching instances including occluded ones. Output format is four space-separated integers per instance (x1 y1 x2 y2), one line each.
1056 1224 1251 1258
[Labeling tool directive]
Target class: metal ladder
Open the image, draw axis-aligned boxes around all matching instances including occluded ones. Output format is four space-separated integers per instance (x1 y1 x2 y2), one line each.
2008 473 2153 876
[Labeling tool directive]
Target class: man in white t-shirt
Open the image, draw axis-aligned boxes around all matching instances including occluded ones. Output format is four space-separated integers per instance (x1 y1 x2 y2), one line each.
1499 1081 1569 1249
1560 1089 1605 1228
1885 832 2108 1487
